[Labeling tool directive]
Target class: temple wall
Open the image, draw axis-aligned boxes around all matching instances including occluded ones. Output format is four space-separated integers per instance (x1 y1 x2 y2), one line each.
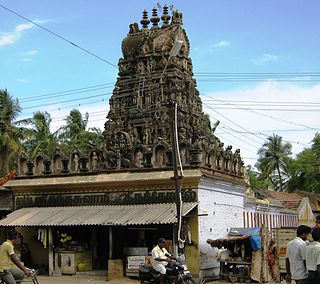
197 177 246 278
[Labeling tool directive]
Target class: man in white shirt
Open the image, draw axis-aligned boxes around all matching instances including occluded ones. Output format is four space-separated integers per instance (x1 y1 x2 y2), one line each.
286 225 311 284
151 238 175 284
306 227 320 284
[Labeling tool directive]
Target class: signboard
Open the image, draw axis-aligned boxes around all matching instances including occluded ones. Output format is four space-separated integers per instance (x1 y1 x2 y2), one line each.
15 189 197 208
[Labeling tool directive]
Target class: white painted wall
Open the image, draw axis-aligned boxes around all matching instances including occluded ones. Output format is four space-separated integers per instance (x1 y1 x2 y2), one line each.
197 176 246 276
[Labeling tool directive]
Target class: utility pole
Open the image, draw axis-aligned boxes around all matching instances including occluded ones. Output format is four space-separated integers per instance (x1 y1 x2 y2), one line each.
161 40 184 256
168 101 183 249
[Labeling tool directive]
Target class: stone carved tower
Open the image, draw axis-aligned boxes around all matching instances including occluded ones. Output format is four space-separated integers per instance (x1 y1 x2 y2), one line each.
102 6 243 174
15 6 243 177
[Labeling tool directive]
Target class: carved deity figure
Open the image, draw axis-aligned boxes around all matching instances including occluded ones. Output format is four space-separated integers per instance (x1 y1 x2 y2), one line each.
216 142 224 170
233 149 241 174
224 145 233 172
134 149 144 168
136 91 143 109
129 22 139 34
154 146 165 167
143 122 152 145
72 153 80 172
128 124 136 144
34 153 44 175
137 61 145 75
53 156 62 173
147 59 155 74
179 146 187 166
160 111 169 124
91 151 99 171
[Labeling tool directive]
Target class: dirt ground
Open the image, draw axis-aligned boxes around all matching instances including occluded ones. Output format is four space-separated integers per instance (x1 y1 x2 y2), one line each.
34 275 276 284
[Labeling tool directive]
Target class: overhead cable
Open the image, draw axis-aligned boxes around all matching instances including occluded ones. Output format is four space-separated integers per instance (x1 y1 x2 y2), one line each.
0 3 117 68
204 95 318 131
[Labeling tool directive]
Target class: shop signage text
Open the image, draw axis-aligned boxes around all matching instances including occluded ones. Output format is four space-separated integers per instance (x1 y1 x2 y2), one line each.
15 189 197 208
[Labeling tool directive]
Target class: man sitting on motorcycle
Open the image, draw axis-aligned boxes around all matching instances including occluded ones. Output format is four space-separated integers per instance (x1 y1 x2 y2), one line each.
151 238 175 284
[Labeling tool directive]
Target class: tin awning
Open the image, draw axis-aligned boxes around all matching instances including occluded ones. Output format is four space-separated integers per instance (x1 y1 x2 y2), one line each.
0 202 197 227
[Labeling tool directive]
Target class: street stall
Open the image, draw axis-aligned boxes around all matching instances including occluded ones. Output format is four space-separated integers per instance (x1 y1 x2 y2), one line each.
274 227 296 282
207 227 274 283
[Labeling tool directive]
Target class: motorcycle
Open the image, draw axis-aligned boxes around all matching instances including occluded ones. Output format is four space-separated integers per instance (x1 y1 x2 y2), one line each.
138 258 195 284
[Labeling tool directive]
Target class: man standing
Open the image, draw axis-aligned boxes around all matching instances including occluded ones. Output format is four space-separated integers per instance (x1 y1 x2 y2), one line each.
151 238 175 284
0 229 32 284
286 225 311 284
306 227 320 284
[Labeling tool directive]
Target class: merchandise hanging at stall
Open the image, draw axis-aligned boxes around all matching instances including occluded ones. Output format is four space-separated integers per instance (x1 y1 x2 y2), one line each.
207 226 275 283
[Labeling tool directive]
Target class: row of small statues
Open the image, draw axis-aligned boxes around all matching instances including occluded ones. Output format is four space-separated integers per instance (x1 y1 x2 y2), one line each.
16 143 243 177
17 151 99 176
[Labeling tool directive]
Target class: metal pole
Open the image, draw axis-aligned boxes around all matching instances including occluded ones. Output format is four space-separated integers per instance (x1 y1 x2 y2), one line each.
168 101 182 244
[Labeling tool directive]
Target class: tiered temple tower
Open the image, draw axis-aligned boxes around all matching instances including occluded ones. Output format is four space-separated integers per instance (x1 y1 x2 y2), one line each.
102 6 243 175
16 6 243 177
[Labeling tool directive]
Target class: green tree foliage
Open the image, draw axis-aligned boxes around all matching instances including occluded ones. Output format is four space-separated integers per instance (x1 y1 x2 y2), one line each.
18 111 59 157
1 90 103 176
256 134 292 191
287 133 320 193
0 89 23 176
59 109 102 154
245 165 272 190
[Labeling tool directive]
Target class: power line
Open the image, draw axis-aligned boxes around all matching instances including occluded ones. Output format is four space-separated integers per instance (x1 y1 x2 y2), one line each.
203 101 265 144
0 3 117 68
22 92 112 110
17 97 109 121
19 83 114 102
221 128 320 134
217 127 259 154
193 71 320 83
203 95 318 131
202 98 320 105
195 72 320 75
201 106 320 112
202 99 315 147
198 79 320 83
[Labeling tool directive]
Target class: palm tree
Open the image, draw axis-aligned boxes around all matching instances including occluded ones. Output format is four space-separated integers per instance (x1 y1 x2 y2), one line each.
59 109 101 154
63 109 89 142
256 134 292 191
18 111 59 157
0 89 23 176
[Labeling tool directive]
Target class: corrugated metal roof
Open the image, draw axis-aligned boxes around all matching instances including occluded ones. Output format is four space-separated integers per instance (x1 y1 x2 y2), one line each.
0 203 197 227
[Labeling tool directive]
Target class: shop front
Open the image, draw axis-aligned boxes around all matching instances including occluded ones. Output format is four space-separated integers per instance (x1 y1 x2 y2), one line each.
0 186 198 278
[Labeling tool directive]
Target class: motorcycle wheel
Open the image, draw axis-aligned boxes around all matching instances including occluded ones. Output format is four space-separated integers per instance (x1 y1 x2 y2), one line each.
177 278 195 284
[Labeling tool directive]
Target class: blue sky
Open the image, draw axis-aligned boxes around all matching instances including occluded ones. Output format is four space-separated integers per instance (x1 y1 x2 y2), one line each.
1 0 320 167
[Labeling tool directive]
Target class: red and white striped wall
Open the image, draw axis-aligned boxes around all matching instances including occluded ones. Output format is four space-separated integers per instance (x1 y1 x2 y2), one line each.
243 211 299 230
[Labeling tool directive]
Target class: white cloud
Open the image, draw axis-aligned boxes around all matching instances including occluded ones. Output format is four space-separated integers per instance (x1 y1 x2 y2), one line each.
17 79 29 84
23 50 38 56
0 33 16 46
251 53 278 65
21 50 38 62
15 22 35 33
201 81 320 166
0 22 35 47
213 41 230 48
192 41 230 53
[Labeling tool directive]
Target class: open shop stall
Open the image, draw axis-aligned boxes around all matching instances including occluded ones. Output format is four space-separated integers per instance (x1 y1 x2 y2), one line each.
207 227 275 283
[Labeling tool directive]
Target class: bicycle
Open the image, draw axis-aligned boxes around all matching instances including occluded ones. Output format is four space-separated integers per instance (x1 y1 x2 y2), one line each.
0 269 40 284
